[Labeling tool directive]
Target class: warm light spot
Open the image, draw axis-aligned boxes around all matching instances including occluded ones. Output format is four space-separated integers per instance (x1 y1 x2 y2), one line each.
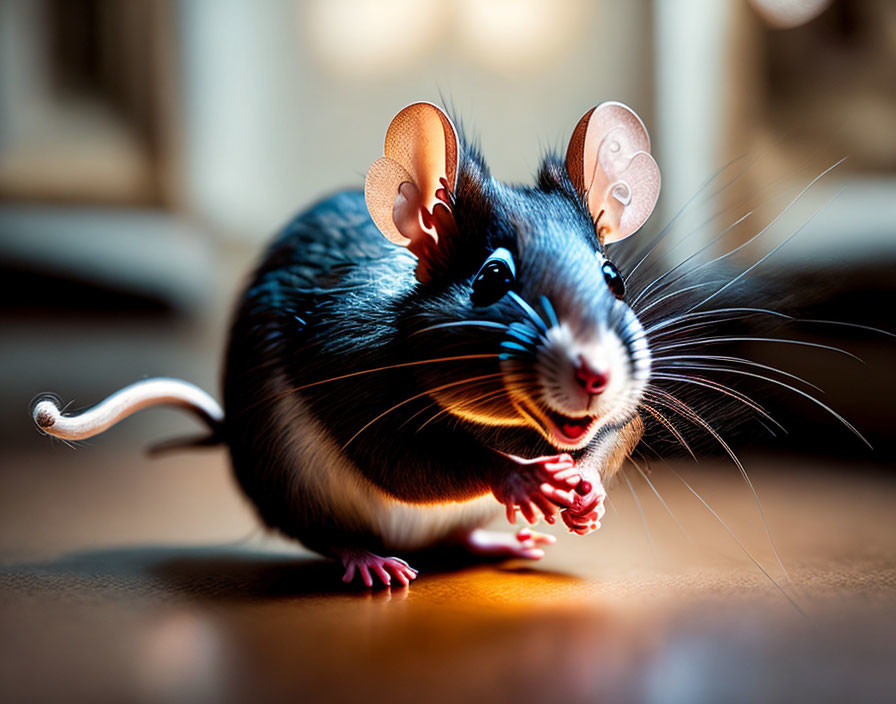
306 0 445 76
457 0 585 72
748 0 832 28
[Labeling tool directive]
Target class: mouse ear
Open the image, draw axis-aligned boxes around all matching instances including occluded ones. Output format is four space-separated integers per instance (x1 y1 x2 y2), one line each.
566 102 660 245
365 102 459 283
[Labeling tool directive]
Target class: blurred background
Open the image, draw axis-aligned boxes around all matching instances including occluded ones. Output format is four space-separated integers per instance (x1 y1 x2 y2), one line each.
0 0 893 455
0 1 895 702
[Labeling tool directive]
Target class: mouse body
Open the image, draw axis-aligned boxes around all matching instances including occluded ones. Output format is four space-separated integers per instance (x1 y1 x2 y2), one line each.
33 102 661 587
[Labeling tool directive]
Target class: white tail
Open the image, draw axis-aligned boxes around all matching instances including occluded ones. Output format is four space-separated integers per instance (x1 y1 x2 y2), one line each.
32 378 223 441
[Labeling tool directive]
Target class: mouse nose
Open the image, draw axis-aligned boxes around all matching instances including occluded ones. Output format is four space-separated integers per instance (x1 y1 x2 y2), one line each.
574 356 609 395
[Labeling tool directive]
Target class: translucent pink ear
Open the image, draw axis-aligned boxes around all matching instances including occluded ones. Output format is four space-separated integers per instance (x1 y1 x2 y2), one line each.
566 102 660 245
365 102 459 282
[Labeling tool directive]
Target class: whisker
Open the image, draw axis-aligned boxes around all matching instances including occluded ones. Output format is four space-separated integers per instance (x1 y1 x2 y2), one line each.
341 372 505 449
641 388 797 595
605 496 619 517
796 318 896 338
415 387 515 433
621 470 656 557
649 372 785 433
635 280 729 317
628 455 692 543
665 464 806 617
244 353 502 413
640 402 697 459
506 291 548 334
651 354 824 393
397 377 512 431
689 179 846 312
651 336 863 362
642 158 843 313
656 364 871 447
412 320 509 336
538 295 560 329
425 373 542 431
645 307 793 336
632 210 754 308
624 155 750 284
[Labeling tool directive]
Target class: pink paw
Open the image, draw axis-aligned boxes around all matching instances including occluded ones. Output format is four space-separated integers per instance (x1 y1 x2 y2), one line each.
494 453 584 525
466 527 557 560
540 470 607 536
339 549 418 588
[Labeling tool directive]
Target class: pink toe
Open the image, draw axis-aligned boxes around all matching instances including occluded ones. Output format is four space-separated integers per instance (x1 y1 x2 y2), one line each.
342 563 356 583
372 563 391 585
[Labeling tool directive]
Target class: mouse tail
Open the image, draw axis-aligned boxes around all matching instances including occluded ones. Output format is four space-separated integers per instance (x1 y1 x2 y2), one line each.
32 378 224 443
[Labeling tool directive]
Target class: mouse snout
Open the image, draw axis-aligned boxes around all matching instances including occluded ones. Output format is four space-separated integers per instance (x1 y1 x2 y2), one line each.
574 355 609 396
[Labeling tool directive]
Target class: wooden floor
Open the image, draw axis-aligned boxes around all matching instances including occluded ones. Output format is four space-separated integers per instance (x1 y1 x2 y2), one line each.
1 444 894 703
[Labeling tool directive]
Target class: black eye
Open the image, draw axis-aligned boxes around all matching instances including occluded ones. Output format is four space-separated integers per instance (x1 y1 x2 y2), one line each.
472 248 515 306
601 260 625 300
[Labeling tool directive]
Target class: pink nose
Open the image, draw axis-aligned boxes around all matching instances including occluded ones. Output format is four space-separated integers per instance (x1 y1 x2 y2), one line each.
574 357 609 395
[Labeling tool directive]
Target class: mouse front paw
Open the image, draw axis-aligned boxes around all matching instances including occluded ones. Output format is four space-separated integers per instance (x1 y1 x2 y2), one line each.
493 453 582 525
540 469 607 535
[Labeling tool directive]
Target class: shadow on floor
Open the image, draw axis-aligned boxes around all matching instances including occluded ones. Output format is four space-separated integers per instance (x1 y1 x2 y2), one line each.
0 542 582 603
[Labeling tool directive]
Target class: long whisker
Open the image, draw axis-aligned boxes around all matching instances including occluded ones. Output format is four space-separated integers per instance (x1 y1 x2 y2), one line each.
506 291 549 335
640 402 696 459
645 307 793 336
244 353 502 413
397 376 515 431
655 364 871 447
624 155 750 284
621 470 655 556
341 372 505 449
651 336 863 362
649 372 785 433
605 496 618 517
635 280 728 317
689 180 845 312
416 370 542 432
796 318 896 338
643 159 843 313
628 455 692 543
645 315 790 345
415 386 517 433
651 354 824 393
641 388 797 594
632 210 754 308
665 464 806 617
411 320 510 336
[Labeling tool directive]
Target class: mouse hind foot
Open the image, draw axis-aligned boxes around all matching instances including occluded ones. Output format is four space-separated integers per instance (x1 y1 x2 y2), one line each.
337 548 418 588
464 527 556 560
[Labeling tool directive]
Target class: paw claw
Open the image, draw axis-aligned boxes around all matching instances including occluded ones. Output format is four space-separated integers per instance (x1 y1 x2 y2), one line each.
339 550 418 589
495 454 589 526
466 528 556 560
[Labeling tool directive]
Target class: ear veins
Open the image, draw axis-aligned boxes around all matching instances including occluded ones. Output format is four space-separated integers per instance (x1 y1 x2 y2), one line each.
566 102 660 244
365 102 460 283
402 179 457 282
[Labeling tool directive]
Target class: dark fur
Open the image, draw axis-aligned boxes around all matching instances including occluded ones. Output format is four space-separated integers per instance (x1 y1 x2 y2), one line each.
223 138 645 554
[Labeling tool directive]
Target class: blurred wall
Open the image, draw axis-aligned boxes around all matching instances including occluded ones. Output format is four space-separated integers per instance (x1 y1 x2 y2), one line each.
0 0 893 455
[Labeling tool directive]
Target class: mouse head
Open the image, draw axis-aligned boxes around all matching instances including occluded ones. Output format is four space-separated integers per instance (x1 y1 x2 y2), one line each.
365 102 659 453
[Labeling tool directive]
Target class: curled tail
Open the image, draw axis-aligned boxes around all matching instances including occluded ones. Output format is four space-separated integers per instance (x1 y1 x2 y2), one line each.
32 378 224 443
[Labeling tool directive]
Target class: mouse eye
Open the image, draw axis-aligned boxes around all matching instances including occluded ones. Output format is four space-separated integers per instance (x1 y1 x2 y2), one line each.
471 247 515 307
601 260 625 300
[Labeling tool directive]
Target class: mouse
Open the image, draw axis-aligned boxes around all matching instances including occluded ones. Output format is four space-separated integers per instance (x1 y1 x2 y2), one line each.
32 100 661 588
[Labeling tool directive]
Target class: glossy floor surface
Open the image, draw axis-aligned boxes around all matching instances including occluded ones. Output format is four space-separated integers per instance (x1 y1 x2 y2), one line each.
1 445 894 703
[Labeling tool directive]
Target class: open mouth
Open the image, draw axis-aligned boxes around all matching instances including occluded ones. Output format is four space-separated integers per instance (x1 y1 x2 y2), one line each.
516 399 600 448
544 409 599 444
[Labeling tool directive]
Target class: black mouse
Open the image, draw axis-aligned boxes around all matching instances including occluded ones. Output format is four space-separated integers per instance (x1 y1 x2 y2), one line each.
33 101 661 588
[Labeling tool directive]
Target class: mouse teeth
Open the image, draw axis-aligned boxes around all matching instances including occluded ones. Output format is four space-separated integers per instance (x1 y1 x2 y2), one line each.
543 409 599 447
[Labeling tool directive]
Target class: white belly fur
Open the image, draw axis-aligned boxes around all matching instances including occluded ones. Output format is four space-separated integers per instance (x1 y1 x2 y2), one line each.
274 391 499 551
